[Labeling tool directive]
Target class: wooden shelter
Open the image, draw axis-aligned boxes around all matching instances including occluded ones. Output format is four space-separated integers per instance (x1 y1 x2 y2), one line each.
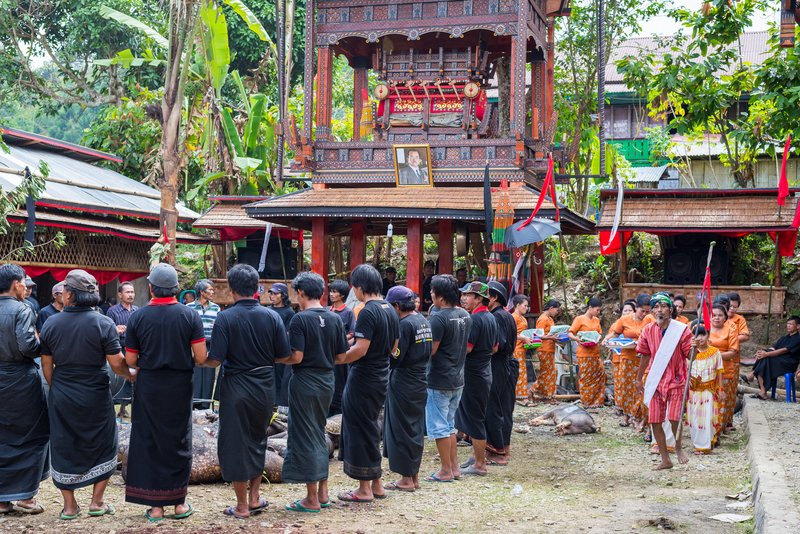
0 128 205 301
597 188 800 314
244 0 592 311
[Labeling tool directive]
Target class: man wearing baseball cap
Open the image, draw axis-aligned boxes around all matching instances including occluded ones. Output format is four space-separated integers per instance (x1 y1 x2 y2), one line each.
268 282 295 409
23 277 40 315
484 282 519 465
36 281 65 332
456 281 498 476
123 263 208 520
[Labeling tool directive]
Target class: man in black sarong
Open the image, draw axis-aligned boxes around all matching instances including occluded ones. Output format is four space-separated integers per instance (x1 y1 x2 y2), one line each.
124 264 207 522
383 286 431 492
0 264 47 515
456 281 498 477
202 264 290 519
40 269 134 519
751 315 800 399
328 279 355 416
485 282 519 465
278 272 349 513
269 282 295 409
336 264 399 503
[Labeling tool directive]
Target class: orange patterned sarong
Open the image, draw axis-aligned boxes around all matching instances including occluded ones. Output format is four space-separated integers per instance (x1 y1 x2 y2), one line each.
514 346 528 399
617 358 639 417
533 351 556 399
578 356 605 407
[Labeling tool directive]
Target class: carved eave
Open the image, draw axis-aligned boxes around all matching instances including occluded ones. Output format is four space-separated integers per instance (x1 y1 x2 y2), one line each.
318 23 519 47
546 0 572 17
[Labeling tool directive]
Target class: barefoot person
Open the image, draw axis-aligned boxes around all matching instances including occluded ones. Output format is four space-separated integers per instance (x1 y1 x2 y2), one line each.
383 286 431 492
204 264 291 519
124 264 208 522
686 325 724 454
424 275 471 483
40 270 135 520
279 272 349 513
0 264 48 516
337 264 399 502
635 293 692 470
456 281 498 476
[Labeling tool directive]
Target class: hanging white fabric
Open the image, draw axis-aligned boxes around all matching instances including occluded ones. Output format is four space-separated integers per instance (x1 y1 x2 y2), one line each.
602 174 624 253
258 222 273 272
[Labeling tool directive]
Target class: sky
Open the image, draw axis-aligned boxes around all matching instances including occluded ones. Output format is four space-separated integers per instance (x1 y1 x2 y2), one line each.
635 0 777 37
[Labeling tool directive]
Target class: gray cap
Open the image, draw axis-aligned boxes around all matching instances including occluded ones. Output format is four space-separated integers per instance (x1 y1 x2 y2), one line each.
24 276 36 288
52 282 65 295
148 263 179 288
65 269 98 293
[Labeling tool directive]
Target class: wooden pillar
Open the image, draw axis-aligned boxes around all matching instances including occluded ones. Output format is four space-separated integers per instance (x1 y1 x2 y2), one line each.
302 1 315 143
509 35 527 136
545 19 555 129
350 222 366 271
316 47 334 140
529 243 545 314
407 219 424 295
352 58 369 141
531 61 546 141
438 220 454 274
312 217 329 302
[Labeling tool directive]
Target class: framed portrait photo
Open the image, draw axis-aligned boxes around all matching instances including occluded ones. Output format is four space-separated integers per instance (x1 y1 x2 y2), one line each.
393 144 433 187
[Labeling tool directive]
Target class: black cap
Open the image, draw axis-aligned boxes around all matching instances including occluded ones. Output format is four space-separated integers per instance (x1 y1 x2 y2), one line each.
487 281 508 306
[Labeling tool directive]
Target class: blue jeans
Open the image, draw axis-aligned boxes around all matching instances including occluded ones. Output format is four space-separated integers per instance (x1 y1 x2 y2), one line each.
425 387 463 439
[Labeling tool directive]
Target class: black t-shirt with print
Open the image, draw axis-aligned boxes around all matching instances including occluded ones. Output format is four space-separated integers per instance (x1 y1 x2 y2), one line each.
427 306 471 390
289 307 349 372
392 312 432 370
352 299 400 372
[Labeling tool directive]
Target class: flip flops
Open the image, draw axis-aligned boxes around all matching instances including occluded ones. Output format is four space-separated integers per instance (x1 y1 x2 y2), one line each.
460 465 488 476
459 458 475 469
59 507 80 520
336 490 373 503
13 502 44 515
384 481 415 493
285 500 321 513
145 509 164 522
223 506 248 519
249 498 269 514
88 504 115 517
424 472 454 483
170 503 194 520
320 501 331 508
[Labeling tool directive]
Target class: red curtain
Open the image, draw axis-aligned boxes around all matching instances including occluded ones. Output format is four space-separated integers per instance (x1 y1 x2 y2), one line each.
22 266 146 284
769 230 799 257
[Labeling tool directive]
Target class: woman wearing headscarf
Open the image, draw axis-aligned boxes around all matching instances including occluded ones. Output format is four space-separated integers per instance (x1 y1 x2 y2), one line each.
336 264 399 502
568 298 604 408
382 286 431 492
40 269 134 519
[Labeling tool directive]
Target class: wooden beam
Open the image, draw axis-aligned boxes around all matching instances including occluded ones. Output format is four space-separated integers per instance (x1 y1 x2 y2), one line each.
352 65 368 141
407 219 424 295
350 222 366 270
316 47 334 140
302 1 315 143
509 34 527 136
311 217 329 303
438 219 454 274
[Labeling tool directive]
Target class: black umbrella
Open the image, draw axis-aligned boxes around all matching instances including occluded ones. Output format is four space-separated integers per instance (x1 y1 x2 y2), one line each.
504 218 561 249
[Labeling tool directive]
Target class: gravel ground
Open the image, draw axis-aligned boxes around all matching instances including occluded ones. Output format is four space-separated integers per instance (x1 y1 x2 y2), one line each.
754 396 800 507
0 404 752 534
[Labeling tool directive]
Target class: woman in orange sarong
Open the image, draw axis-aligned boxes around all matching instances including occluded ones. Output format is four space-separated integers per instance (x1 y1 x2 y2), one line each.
673 295 690 324
568 298 604 408
531 299 563 401
708 302 739 437
511 295 532 400
603 298 647 427
608 301 635 416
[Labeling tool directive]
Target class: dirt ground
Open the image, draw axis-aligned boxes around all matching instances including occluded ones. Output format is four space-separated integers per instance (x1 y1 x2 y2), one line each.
0 404 752 534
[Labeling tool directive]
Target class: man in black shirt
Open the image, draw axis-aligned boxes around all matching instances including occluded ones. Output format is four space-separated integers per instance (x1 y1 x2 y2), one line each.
203 264 290 519
456 281 498 477
269 282 295 409
0 264 47 515
421 260 436 312
751 315 800 399
327 279 354 416
424 274 471 483
124 263 207 521
336 264 399 502
36 281 64 332
278 272 348 513
485 282 519 465
381 267 397 296
23 277 40 316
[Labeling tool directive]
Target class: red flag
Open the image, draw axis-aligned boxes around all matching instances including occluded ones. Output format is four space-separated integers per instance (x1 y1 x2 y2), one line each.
162 222 170 244
519 154 557 229
701 266 712 330
778 134 791 206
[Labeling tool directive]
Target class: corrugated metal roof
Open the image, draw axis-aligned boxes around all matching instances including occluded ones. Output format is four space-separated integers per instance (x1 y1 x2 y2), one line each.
629 165 669 183
606 30 769 92
0 144 199 221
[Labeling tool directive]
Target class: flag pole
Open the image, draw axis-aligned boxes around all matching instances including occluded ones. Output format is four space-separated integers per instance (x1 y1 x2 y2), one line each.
676 241 715 440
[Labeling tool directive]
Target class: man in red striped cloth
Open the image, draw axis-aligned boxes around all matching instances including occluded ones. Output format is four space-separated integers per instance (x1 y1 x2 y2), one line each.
634 292 693 470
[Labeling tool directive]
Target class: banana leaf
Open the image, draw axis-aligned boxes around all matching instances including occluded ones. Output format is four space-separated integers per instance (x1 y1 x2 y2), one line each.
243 94 266 155
98 5 168 48
200 1 230 96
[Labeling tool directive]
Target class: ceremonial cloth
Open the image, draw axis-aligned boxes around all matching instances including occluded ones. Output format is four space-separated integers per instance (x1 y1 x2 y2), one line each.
217 366 273 482
125 369 192 507
282 369 334 483
643 320 688 407
0 362 49 501
49 366 117 489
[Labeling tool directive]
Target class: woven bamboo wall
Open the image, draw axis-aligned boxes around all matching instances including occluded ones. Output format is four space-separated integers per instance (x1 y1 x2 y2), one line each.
0 226 150 272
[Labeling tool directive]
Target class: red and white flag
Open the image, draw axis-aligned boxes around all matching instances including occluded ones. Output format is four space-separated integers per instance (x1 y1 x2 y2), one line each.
778 134 791 206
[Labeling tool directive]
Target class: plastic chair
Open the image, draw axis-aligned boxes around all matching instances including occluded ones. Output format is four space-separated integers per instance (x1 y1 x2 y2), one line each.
770 372 797 403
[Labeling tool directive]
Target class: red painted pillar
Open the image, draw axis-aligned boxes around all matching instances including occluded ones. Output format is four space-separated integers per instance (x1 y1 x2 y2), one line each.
407 219 424 295
438 219 454 274
529 243 545 314
312 217 329 303
350 222 366 270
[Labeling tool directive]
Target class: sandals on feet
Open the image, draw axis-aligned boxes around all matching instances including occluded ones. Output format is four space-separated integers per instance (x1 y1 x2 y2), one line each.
336 490 373 503
249 498 269 514
88 504 115 517
59 507 80 520
145 509 163 522
13 502 45 515
384 481 415 493
223 506 248 519
285 499 321 513
170 503 194 520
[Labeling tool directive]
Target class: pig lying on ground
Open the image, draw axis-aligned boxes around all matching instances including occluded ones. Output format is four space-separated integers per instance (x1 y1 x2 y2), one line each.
529 404 600 436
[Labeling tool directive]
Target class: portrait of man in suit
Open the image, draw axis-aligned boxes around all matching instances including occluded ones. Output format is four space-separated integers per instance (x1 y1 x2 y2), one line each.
394 145 433 186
